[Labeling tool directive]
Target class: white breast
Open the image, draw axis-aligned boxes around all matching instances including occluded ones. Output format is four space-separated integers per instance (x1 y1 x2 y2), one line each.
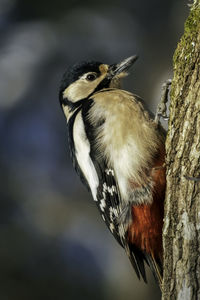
73 111 99 201
88 90 159 204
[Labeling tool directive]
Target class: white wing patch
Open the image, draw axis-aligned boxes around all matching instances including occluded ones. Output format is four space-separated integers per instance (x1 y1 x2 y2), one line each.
99 198 106 211
73 112 99 200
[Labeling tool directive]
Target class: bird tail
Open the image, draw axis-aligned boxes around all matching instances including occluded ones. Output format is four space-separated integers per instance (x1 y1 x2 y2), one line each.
146 253 163 289
127 243 163 289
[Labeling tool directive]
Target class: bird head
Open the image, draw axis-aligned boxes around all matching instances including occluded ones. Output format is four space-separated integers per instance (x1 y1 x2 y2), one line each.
59 55 138 110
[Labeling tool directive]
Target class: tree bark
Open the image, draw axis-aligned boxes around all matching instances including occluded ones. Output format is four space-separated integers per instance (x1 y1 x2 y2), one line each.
162 2 200 299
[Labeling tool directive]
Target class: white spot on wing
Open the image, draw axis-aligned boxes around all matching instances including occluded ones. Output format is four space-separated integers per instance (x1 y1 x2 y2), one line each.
118 224 125 240
102 182 117 195
73 112 99 200
100 198 106 211
101 214 105 221
107 186 117 195
109 207 118 221
105 168 114 176
103 182 107 191
109 223 115 233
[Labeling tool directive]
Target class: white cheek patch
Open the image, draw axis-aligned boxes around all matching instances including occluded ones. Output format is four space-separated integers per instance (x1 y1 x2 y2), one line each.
73 112 99 200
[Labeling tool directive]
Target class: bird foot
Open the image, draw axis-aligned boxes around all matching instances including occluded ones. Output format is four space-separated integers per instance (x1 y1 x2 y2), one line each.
184 175 200 182
155 79 171 123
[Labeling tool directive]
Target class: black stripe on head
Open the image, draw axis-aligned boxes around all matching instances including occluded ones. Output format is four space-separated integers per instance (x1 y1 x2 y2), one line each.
61 98 86 112
59 61 102 95
92 76 111 94
59 60 112 109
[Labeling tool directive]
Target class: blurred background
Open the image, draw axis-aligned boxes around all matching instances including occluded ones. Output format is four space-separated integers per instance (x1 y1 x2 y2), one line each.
0 0 189 299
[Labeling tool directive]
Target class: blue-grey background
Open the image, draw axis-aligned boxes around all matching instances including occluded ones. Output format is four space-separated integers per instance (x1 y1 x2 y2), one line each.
0 0 188 299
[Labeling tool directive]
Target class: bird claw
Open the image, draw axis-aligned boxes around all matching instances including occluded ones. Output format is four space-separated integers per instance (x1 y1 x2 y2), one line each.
184 175 200 182
155 79 171 123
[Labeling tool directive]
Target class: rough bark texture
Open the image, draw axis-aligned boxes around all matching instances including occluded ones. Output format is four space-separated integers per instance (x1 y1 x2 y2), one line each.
162 2 200 300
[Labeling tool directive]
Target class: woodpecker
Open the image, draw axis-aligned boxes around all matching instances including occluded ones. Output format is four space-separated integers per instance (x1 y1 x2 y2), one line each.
59 56 166 286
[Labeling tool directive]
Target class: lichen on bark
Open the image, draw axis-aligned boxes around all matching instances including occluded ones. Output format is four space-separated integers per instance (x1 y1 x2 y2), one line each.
162 1 200 299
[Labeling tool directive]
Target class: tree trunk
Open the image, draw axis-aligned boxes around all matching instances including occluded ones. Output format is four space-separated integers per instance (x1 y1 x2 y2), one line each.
162 2 200 299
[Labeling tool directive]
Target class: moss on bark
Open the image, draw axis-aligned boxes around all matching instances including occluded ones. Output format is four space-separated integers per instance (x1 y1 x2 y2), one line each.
162 1 200 299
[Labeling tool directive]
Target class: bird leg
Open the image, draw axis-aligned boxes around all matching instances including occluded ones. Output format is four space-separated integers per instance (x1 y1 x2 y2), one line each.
155 79 171 123
184 175 200 182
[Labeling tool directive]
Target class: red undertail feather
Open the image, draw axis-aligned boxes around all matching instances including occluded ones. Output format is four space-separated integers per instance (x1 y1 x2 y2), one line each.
128 146 166 283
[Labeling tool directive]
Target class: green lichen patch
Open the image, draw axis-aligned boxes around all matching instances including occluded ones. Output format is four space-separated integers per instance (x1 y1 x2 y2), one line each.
170 5 200 114
173 6 200 83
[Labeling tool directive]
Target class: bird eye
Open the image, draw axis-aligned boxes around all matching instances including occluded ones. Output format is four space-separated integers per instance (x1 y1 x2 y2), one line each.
86 73 97 81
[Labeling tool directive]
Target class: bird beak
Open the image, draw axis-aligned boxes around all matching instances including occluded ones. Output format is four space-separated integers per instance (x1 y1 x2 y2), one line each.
109 55 138 78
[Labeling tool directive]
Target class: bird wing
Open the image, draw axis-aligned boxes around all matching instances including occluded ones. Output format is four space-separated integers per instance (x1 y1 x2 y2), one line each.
95 164 150 282
79 98 150 282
